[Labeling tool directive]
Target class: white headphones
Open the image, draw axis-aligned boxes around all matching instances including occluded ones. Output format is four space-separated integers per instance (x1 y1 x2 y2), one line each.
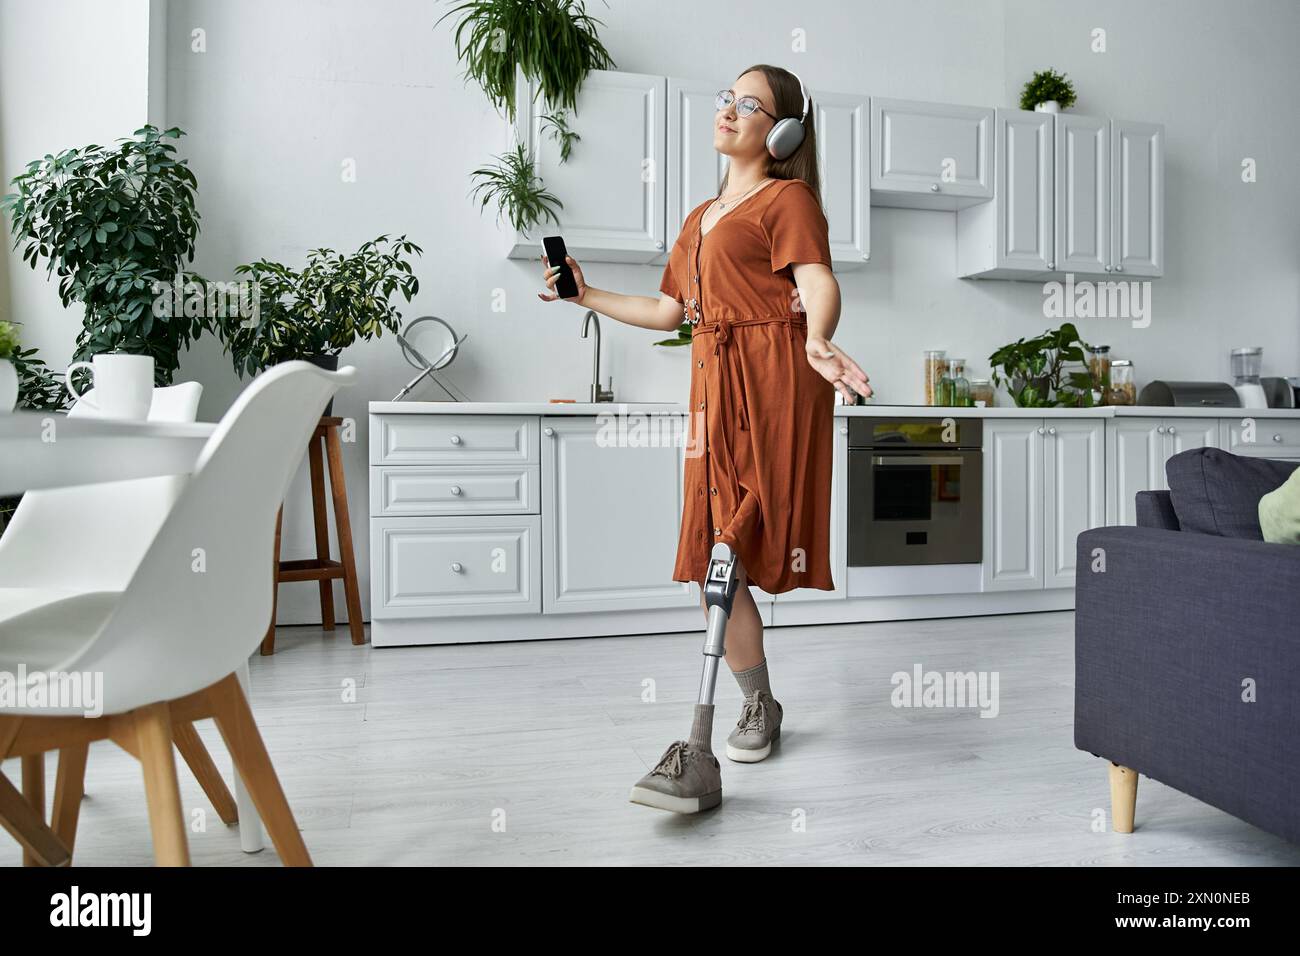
765 70 809 161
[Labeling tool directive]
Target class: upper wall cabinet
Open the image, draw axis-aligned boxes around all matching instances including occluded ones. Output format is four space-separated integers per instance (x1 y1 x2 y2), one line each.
957 112 1164 281
662 78 728 265
870 98 994 209
506 69 667 263
813 91 871 268
956 109 1054 277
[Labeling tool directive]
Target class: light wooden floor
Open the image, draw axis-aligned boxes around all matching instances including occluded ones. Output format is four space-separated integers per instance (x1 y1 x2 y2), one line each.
5 610 1298 866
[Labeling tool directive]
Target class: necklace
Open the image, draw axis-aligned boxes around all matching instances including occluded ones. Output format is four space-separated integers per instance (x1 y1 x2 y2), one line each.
714 177 770 211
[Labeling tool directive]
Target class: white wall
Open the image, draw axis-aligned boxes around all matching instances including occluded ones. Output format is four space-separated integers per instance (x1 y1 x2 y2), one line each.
5 0 1299 624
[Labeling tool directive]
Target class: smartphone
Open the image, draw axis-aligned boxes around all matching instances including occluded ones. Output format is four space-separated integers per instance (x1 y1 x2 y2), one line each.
542 236 580 299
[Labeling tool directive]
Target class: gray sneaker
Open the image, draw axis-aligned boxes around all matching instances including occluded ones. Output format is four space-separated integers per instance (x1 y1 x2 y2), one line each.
629 740 722 813
726 690 782 763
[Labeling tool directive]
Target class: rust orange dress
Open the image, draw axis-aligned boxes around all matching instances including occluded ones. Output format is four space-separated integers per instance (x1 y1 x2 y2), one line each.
658 177 836 594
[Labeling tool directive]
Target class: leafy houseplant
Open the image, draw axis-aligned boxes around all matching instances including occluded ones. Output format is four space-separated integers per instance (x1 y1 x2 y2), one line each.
0 126 205 385
0 320 19 412
653 322 693 348
1019 69 1077 112
437 0 615 124
988 322 1097 408
470 143 563 233
218 235 422 381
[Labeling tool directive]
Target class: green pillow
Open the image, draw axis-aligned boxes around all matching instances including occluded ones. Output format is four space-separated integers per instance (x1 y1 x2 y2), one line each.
1259 466 1300 544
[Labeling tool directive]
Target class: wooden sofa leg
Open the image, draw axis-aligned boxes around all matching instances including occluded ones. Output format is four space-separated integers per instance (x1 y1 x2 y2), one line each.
1109 762 1138 833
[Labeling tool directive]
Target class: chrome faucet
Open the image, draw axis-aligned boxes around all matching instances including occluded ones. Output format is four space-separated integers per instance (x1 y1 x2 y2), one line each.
582 310 614 403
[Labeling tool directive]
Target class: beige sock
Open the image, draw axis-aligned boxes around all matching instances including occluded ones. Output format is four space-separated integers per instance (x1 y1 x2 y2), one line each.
688 703 714 752
732 658 771 699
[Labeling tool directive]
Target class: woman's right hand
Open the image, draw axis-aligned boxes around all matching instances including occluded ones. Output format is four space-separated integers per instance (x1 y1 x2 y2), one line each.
538 254 588 304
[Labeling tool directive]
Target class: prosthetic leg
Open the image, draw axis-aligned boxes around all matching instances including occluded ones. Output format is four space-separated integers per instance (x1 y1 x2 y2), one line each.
629 543 739 814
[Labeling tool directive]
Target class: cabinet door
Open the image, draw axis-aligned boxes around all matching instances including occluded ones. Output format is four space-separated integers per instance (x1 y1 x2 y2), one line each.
1165 418 1219 457
1055 113 1109 275
508 69 666 263
1105 418 1163 525
997 109 1054 272
870 98 993 208
541 415 696 613
664 78 728 264
1110 119 1164 278
982 420 1044 591
813 90 870 269
1221 416 1300 458
1043 420 1105 588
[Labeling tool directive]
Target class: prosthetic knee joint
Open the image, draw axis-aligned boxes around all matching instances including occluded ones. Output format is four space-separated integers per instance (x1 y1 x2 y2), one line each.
697 542 740 707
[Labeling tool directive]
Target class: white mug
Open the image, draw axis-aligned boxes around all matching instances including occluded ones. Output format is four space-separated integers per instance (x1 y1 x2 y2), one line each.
66 353 155 420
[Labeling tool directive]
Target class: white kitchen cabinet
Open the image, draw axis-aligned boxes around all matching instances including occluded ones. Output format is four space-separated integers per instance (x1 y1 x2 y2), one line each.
507 69 667 263
663 77 729 265
983 418 1104 591
1105 417 1219 524
813 90 871 269
1221 417 1300 459
1110 119 1164 278
1055 113 1109 276
540 414 697 613
870 98 994 209
956 109 1054 278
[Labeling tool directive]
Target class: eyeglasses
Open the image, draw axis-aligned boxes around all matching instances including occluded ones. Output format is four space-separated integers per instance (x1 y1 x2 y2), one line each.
715 89 777 121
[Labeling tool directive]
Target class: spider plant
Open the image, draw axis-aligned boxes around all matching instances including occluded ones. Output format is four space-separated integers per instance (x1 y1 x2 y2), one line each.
436 0 615 122
469 142 563 233
541 110 581 163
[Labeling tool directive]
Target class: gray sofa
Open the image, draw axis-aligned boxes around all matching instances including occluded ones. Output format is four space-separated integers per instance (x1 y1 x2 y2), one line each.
1074 446 1300 843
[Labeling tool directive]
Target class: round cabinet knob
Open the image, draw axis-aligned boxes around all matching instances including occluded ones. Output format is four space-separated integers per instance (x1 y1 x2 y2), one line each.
1274 434 1284 442
655 241 664 250
863 253 870 261
450 562 464 573
1037 426 1045 435
930 183 940 192
1115 265 1124 272
840 425 849 435
1156 426 1165 434
1047 261 1055 270
449 434 462 445
1167 426 1176 435
1104 266 1112 272
543 426 555 437
450 485 462 496
1048 426 1057 435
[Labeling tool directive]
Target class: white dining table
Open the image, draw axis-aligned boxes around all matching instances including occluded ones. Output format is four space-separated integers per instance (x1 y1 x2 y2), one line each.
0 410 266 854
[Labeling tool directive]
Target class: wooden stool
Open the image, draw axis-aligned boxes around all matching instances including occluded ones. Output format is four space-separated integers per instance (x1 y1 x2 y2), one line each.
261 417 365 654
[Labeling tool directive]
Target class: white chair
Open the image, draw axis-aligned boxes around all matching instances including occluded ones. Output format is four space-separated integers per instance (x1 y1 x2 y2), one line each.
0 382 255 862
0 362 354 865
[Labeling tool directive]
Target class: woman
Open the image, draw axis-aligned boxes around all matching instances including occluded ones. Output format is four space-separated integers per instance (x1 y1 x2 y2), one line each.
540 64 873 813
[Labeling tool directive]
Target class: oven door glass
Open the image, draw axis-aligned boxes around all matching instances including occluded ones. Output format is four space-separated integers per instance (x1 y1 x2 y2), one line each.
848 450 982 566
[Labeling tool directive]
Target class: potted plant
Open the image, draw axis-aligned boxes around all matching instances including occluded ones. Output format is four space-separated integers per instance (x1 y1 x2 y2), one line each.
437 0 615 124
988 322 1097 408
1019 68 1077 113
218 235 422 414
1 126 207 387
0 321 18 412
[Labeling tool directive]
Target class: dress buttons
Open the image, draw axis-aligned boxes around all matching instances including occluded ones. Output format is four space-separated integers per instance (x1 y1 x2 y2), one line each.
698 401 705 410
697 360 703 368
713 527 722 536
710 487 718 496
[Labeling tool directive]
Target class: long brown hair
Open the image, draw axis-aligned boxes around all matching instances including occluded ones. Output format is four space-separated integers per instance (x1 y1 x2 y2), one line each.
718 64 822 209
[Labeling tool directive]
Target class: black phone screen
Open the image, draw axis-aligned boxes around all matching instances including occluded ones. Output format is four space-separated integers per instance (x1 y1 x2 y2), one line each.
543 236 580 299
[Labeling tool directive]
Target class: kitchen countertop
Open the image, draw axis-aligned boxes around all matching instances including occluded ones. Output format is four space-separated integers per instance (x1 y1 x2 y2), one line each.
369 400 1300 418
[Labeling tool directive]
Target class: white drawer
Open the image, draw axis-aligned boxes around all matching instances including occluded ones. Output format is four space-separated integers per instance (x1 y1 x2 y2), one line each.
371 415 538 465
370 515 541 618
1222 417 1300 456
371 465 538 516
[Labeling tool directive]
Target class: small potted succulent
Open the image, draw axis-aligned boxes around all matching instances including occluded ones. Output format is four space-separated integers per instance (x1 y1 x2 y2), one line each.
1019 68 1077 113
0 320 18 412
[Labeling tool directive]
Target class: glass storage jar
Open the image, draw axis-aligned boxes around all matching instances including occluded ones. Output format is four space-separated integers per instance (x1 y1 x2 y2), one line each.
969 378 994 407
1107 359 1136 405
923 350 946 406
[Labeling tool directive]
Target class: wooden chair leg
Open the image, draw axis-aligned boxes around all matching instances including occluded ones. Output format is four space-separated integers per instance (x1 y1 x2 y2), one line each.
0 772 69 867
260 505 284 656
51 744 89 856
325 425 366 645
132 703 191 866
173 721 238 826
208 673 312 866
20 753 44 867
308 430 337 630
1109 762 1138 833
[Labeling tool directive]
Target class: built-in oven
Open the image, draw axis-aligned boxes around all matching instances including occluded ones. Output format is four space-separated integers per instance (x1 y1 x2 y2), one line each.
847 417 982 566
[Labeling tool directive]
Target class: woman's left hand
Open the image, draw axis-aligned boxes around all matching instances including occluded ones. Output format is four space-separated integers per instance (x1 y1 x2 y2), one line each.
806 335 872 404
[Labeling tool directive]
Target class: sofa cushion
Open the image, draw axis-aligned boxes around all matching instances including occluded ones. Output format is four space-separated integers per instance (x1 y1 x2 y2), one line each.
1165 447 1298 539
1260 466 1300 544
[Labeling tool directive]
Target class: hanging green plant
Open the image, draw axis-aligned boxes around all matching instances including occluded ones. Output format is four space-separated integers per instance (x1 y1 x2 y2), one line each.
540 110 581 163
1019 69 1077 111
469 142 563 233
437 0 616 123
